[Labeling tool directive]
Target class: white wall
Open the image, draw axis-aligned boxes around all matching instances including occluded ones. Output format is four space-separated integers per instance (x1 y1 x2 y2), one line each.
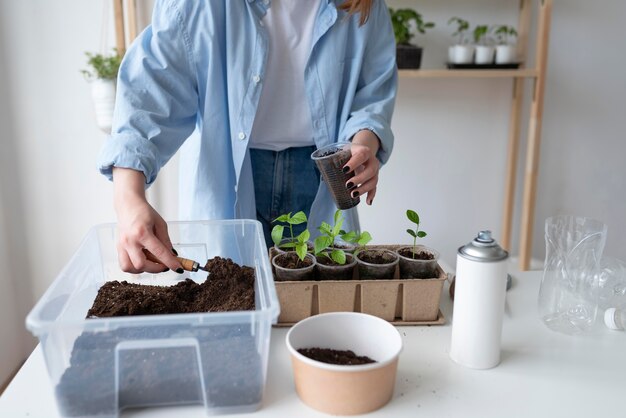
0 0 624 384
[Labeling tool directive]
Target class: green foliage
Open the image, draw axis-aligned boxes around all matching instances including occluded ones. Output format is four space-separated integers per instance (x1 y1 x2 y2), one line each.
494 25 518 45
448 17 470 45
389 8 435 46
80 49 122 80
272 211 310 261
473 24 491 45
340 229 372 256
405 209 427 259
314 210 351 265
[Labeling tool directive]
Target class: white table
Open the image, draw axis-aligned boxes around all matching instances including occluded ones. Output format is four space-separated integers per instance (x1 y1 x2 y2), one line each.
1 271 624 417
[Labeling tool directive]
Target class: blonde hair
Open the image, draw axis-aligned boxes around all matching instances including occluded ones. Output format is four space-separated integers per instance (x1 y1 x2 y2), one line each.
339 0 374 26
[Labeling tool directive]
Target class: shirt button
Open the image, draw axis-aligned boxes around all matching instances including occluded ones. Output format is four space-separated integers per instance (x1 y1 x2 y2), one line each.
253 75 261 83
238 132 247 140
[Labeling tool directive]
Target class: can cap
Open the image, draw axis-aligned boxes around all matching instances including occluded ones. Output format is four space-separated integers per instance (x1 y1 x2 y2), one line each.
458 230 508 262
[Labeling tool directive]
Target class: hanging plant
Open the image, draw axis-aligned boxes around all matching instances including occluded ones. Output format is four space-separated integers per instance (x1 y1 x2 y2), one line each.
81 49 122 133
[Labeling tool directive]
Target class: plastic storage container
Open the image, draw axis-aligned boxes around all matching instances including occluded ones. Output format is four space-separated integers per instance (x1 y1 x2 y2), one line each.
26 220 280 417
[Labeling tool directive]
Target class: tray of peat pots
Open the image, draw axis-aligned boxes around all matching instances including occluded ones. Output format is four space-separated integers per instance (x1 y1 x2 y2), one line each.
286 312 403 415
271 209 447 327
26 220 280 417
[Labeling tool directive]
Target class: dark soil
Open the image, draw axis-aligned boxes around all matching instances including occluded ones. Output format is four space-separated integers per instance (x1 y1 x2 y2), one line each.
56 257 261 416
318 148 341 157
398 248 435 260
297 348 376 365
274 252 313 269
331 243 354 251
87 256 255 317
358 250 397 265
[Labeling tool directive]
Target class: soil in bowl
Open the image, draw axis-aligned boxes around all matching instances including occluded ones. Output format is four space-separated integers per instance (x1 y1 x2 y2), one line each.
273 252 314 269
297 348 376 365
397 248 435 260
56 257 262 416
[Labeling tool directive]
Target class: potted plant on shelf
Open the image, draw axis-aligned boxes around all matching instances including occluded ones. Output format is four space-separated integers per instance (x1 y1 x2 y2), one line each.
473 24 495 65
395 209 439 279
313 210 357 280
80 49 122 133
389 7 435 69
448 17 473 65
494 25 518 64
271 211 313 254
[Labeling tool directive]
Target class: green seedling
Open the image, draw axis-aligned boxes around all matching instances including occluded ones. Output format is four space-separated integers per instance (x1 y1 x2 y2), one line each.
473 24 491 45
405 209 427 259
389 8 435 46
314 210 350 265
494 25 518 45
340 229 372 256
448 17 470 45
271 211 310 261
80 49 122 80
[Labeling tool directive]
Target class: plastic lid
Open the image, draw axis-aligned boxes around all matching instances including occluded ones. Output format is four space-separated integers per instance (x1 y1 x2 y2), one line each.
604 308 618 330
458 230 508 262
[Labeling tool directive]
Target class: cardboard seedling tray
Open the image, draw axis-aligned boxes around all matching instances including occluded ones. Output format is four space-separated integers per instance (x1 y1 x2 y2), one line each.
271 245 446 326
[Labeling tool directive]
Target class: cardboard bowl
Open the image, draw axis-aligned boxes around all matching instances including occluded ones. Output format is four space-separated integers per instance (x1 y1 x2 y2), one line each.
286 312 402 415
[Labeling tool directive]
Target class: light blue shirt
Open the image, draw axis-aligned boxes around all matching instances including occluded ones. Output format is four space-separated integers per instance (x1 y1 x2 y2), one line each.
98 0 397 235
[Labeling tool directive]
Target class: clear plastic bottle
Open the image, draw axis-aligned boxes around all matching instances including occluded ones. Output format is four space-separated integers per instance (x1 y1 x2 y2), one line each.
604 308 626 331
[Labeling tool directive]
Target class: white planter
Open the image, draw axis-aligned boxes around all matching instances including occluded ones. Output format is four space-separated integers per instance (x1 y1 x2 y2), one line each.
90 79 116 133
495 44 517 64
474 45 495 65
452 45 475 64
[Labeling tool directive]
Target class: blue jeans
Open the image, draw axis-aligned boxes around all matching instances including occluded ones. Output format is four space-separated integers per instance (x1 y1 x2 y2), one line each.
250 146 320 248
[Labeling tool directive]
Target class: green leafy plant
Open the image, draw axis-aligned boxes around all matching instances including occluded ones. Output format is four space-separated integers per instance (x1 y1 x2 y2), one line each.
448 17 470 45
389 8 435 46
405 209 427 259
473 24 491 45
80 49 122 80
494 25 518 45
341 229 372 256
314 210 351 265
271 211 310 261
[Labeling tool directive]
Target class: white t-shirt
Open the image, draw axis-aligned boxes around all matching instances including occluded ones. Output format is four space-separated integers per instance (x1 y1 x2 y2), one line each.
249 0 321 151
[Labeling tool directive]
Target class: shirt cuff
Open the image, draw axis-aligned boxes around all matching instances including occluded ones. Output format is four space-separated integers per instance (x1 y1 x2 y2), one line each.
97 133 161 186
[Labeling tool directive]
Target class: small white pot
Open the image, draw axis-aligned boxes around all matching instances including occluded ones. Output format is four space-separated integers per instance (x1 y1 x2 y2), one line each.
474 45 495 65
495 44 517 64
452 45 475 64
90 79 116 133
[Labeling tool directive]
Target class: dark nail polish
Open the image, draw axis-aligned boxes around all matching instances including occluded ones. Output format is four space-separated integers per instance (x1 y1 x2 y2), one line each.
352 191 360 198
346 182 354 189
162 268 170 273
342 166 350 173
172 248 178 256
176 268 184 274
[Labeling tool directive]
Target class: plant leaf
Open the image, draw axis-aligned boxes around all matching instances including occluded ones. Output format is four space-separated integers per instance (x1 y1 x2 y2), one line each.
289 211 307 225
314 236 333 255
417 231 427 238
271 225 284 246
296 243 307 262
341 231 357 243
297 229 310 243
333 210 341 225
330 249 346 265
407 229 417 238
281 242 296 248
273 213 290 223
319 222 332 236
357 231 372 246
406 209 419 224
332 216 344 236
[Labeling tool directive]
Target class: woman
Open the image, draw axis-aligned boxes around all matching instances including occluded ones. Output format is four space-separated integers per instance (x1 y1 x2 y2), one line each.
98 0 397 273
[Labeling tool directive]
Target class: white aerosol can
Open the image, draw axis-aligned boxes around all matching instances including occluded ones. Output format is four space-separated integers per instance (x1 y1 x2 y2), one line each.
450 230 509 369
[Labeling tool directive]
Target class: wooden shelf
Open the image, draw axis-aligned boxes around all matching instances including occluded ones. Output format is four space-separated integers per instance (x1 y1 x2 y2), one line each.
399 68 538 78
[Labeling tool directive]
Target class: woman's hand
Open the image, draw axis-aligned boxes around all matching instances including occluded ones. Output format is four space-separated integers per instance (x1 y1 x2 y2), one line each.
113 168 183 274
343 130 381 205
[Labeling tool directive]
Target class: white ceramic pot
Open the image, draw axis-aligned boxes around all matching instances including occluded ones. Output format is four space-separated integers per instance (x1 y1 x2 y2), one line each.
286 312 402 415
90 78 116 133
474 45 495 65
452 45 475 64
495 44 517 64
